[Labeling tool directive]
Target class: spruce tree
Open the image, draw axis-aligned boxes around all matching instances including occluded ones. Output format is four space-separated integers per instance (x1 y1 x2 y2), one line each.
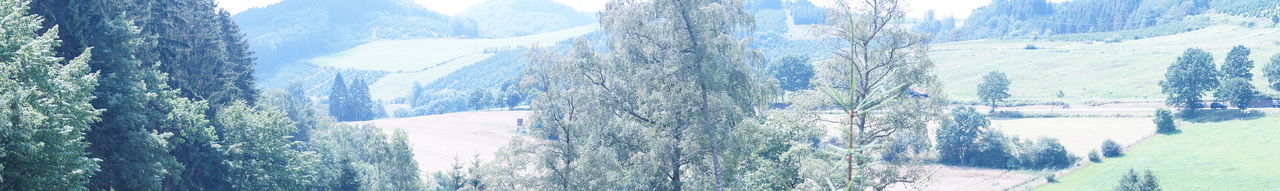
28 1 229 189
348 78 375 121
0 1 101 189
330 74 349 121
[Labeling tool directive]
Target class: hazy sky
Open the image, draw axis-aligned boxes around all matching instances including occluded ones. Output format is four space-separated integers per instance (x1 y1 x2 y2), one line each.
214 0 1056 18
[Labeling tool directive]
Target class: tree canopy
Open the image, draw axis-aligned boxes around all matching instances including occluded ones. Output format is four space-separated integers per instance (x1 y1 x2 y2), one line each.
1160 48 1219 110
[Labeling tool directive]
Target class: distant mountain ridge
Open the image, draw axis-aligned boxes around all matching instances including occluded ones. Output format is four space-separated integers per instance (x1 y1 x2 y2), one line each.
458 0 595 37
234 0 450 79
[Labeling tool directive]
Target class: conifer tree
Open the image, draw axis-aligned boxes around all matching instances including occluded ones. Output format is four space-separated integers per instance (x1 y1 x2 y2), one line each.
330 74 350 121
348 78 375 121
0 1 101 189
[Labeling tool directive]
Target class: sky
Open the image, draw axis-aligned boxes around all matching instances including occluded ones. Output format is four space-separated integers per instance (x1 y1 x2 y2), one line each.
214 0 1048 19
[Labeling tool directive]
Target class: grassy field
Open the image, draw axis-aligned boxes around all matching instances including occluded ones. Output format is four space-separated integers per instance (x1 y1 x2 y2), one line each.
1036 115 1280 190
932 24 1280 103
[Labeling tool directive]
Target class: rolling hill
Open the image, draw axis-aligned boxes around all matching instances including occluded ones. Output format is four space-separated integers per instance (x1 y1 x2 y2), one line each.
456 0 595 38
234 0 451 80
311 25 599 100
932 22 1280 103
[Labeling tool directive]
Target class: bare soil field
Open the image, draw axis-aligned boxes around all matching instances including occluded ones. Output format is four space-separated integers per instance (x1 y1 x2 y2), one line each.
992 118 1154 155
370 109 1157 190
361 111 531 173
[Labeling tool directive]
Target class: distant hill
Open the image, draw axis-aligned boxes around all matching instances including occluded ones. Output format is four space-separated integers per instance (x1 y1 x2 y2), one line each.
457 0 595 37
234 0 450 78
939 0 1279 42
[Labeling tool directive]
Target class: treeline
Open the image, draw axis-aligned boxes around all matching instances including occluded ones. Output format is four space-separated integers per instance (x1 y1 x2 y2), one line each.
932 0 1280 41
1162 45 1280 114
0 0 424 190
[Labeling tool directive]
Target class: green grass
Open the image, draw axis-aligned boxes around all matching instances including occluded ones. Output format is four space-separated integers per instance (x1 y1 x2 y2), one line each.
932 24 1280 103
1036 115 1280 190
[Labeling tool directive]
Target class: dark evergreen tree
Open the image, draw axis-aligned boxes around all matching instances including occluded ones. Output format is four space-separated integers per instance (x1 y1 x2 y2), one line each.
0 1 101 189
330 74 350 121
348 78 376 121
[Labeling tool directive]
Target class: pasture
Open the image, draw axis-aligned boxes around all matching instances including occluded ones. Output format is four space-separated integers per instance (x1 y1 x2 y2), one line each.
932 25 1280 103
1037 115 1280 190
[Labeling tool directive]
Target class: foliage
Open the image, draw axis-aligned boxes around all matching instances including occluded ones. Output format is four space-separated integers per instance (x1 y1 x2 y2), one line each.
214 102 318 189
329 74 380 121
1102 139 1124 157
952 0 1208 41
1160 48 1219 111
1089 149 1103 162
1219 45 1253 80
938 107 1076 170
480 0 782 189
938 107 997 167
0 1 101 189
1015 137 1078 170
1213 78 1254 110
813 0 944 189
978 71 1012 113
1153 109 1177 134
768 55 815 92
1114 169 1162 191
1267 54 1280 92
788 0 825 25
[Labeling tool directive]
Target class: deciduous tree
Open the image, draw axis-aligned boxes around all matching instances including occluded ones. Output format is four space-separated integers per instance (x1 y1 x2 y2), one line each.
978 71 1012 113
1160 48 1219 111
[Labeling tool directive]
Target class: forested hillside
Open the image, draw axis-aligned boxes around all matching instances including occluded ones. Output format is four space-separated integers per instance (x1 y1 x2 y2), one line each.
456 0 595 38
234 0 450 78
1 0 427 190
925 0 1280 41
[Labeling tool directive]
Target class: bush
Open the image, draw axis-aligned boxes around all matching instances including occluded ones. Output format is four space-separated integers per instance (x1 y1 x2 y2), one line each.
1016 137 1078 170
1102 140 1124 157
1115 169 1162 191
1025 44 1039 50
1154 109 1177 134
1089 149 1102 162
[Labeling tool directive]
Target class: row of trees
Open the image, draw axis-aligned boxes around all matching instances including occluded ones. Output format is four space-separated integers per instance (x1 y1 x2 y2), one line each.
1161 45 1280 113
937 107 1078 170
329 74 384 122
0 0 426 190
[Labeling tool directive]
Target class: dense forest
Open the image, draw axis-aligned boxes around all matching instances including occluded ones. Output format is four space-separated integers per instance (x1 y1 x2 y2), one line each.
919 0 1280 41
2 0 424 190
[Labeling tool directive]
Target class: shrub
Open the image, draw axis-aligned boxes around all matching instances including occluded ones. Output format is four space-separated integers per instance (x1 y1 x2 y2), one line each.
1102 140 1124 157
1089 149 1102 162
1045 173 1058 183
1154 109 1177 134
1115 169 1162 191
1025 44 1039 50
1016 137 1078 170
